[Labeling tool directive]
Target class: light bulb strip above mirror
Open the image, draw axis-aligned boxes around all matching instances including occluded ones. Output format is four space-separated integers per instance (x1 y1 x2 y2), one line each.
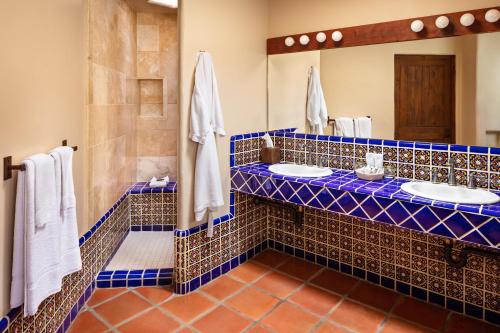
268 6 500 55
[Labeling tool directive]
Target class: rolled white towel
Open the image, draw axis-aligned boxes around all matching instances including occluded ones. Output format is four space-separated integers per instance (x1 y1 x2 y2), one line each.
149 176 169 188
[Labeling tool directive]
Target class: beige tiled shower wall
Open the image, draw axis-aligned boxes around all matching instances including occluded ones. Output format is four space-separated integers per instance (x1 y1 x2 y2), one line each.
87 0 139 225
136 12 178 181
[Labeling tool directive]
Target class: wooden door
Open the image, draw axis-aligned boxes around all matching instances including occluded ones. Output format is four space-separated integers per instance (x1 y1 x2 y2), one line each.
394 55 455 143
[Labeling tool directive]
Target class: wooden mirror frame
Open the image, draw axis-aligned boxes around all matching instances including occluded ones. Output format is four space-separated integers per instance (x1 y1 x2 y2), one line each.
267 6 500 55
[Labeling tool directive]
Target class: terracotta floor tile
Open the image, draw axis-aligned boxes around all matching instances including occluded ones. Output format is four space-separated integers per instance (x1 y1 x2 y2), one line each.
94 292 151 326
117 308 179 333
330 300 386 333
392 297 448 331
310 269 359 295
289 285 341 316
135 286 173 304
381 318 434 333
176 328 196 333
348 281 400 311
277 257 322 280
445 313 499 333
247 324 273 333
68 311 108 333
86 288 127 307
225 286 279 320
161 292 216 322
228 261 270 283
202 275 245 300
315 322 350 333
252 250 291 267
262 302 320 333
254 272 302 298
193 306 252 333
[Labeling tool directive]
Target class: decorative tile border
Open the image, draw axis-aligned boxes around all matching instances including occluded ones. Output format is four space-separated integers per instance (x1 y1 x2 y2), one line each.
231 163 500 248
230 130 500 191
130 224 175 231
96 268 173 288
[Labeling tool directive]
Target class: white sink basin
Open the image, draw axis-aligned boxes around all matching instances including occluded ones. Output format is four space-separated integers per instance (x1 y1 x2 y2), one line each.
269 163 333 178
401 181 500 205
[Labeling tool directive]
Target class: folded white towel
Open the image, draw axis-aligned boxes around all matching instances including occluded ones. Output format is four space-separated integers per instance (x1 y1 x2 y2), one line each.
29 154 58 228
354 117 372 138
149 176 169 188
334 117 355 137
11 159 64 316
51 147 76 210
50 147 82 279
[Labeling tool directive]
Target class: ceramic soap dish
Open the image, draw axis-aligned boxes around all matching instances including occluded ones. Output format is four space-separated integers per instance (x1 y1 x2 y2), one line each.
355 167 384 181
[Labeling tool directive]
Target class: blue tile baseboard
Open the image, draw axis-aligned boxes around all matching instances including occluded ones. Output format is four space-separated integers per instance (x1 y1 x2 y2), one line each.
96 268 173 288
266 240 500 326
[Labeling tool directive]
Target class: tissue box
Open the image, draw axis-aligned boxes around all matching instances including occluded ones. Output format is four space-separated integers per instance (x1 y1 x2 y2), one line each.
261 147 281 164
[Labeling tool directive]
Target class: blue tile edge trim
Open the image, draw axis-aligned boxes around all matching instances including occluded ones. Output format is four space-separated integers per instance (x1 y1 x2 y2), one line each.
96 268 173 289
173 241 268 294
265 240 500 326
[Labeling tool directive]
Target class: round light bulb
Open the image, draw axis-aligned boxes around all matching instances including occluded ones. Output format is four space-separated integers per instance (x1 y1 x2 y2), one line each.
332 31 343 42
284 37 295 47
410 20 424 32
299 35 310 45
485 9 500 23
316 32 327 43
460 13 475 27
435 16 450 29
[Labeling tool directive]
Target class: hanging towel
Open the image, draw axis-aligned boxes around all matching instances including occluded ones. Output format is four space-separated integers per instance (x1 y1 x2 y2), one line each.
50 147 82 278
30 154 58 228
334 117 355 137
306 67 328 135
190 52 225 237
11 158 64 316
354 117 372 138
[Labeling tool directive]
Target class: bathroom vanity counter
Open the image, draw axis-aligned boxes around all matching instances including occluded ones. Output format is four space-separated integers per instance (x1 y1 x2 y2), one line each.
231 162 500 248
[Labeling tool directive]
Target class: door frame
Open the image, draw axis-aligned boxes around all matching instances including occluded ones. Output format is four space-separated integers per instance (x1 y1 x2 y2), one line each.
394 54 456 143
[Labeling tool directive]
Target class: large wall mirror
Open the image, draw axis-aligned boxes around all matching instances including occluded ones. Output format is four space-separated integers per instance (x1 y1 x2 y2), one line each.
268 32 500 146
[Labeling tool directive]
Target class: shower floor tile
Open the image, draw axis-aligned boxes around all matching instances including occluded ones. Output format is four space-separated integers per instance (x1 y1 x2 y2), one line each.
106 231 174 270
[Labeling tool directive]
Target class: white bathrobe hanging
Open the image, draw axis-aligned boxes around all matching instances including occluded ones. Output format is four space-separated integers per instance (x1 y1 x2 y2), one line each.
190 52 225 237
306 67 328 135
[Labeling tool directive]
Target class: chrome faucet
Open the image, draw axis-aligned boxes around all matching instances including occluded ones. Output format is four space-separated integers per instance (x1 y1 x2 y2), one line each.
431 169 439 184
467 174 477 189
306 148 314 166
448 156 457 186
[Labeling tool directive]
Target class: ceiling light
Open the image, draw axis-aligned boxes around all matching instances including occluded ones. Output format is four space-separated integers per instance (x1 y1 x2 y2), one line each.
148 0 177 8
410 20 424 32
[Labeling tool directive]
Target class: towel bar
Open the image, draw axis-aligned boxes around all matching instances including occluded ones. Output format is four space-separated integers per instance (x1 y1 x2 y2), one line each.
327 115 371 126
3 140 78 180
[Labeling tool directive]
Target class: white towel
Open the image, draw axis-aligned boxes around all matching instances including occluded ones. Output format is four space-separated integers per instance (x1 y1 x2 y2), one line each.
149 176 169 188
50 147 82 279
334 117 355 137
354 117 372 138
30 154 58 227
190 52 225 237
11 159 64 316
306 67 328 135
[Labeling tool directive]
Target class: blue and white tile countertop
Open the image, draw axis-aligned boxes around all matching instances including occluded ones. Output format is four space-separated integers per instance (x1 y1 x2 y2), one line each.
231 163 500 249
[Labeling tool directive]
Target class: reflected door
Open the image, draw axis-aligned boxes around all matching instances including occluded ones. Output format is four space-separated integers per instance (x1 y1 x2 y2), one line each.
394 55 455 143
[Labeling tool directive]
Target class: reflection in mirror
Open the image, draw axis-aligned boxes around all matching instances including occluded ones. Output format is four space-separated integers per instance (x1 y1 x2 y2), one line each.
267 32 500 146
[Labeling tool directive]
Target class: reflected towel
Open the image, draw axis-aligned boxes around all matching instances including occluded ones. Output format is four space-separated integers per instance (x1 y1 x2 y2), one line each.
334 117 355 137
354 117 372 138
306 67 328 135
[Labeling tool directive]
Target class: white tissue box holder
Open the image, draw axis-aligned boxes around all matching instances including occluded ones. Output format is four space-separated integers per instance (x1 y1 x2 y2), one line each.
355 167 384 181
